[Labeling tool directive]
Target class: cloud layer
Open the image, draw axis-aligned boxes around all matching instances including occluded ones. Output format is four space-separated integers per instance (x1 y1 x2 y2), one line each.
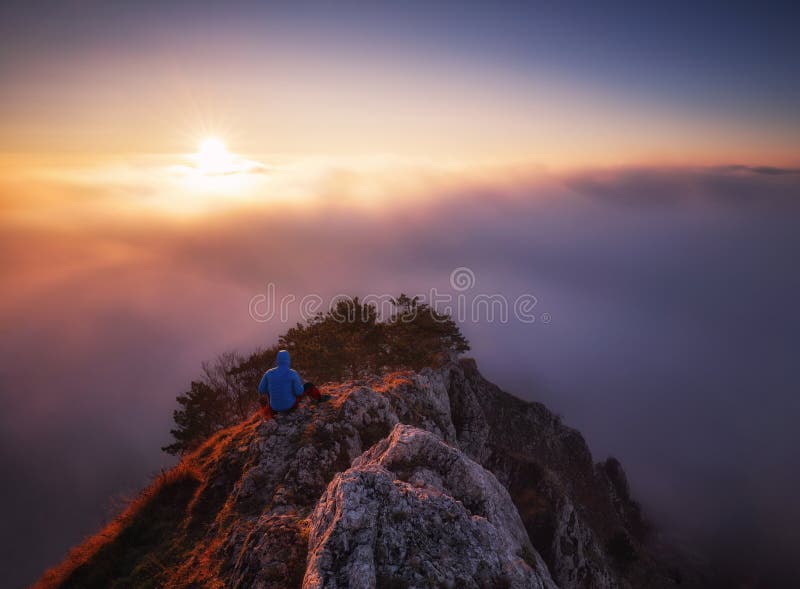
1 161 799 586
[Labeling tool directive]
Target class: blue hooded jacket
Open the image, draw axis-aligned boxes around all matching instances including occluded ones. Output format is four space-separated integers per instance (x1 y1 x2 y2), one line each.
258 350 304 412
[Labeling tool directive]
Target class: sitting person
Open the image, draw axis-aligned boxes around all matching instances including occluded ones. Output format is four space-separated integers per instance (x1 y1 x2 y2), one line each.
257 350 321 419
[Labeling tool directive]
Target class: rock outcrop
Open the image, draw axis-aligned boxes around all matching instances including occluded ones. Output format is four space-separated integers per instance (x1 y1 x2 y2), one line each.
35 359 703 589
304 424 557 589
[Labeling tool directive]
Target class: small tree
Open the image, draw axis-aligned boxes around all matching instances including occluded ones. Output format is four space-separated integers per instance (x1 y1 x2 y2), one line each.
201 351 254 423
386 294 470 370
161 380 229 455
161 351 262 455
278 298 387 381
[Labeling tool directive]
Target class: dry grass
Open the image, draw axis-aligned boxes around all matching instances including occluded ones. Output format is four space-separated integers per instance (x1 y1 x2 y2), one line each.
369 370 414 394
33 462 202 589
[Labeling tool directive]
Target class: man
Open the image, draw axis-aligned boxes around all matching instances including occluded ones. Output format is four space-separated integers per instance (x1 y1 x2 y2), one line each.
258 349 320 418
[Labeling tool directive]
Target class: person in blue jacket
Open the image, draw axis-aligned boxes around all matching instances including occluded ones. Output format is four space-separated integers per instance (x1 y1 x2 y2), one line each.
258 349 305 414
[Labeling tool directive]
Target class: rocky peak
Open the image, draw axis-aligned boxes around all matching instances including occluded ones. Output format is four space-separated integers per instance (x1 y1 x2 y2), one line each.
36 359 702 589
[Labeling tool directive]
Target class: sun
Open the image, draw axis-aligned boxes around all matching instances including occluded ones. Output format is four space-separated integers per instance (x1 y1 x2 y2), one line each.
195 137 231 173
174 136 268 207
173 134 269 206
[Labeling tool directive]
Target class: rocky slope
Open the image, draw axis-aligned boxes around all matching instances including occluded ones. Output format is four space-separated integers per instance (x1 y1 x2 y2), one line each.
35 359 702 589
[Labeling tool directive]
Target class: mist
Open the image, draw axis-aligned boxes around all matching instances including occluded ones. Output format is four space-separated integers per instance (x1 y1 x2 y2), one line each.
1 163 799 587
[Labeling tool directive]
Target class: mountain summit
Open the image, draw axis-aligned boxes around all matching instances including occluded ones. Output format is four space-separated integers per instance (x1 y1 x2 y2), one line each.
36 359 702 589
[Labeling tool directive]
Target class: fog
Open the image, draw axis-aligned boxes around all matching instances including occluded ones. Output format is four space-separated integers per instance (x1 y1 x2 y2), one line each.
1 163 798 587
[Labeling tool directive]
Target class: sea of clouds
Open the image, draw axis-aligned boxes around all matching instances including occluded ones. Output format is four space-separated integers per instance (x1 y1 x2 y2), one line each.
1 159 798 586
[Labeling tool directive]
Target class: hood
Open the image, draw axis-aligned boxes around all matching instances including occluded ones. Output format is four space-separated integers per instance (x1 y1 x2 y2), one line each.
276 349 291 367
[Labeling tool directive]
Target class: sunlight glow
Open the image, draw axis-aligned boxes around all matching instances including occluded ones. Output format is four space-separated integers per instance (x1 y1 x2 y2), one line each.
195 137 232 174
155 138 276 213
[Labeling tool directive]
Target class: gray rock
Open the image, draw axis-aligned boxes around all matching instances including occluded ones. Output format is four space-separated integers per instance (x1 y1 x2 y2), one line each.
305 424 557 589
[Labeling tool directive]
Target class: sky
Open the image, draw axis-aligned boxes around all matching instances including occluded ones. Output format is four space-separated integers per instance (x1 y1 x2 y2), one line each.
2 1 799 163
1 2 799 588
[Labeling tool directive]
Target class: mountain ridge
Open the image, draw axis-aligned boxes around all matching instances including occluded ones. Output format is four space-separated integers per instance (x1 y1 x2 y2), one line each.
34 358 704 588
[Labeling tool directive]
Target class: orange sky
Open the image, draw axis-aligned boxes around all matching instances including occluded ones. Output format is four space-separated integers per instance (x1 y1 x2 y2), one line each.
2 34 799 170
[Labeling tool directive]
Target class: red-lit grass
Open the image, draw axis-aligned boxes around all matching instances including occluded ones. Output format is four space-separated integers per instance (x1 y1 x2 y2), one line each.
33 462 202 589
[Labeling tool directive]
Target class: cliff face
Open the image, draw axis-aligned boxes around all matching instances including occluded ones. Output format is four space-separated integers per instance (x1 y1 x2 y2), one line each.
36 359 700 589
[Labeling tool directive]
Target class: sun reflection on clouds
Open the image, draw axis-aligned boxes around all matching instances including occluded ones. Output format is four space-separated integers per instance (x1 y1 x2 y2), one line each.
0 151 551 222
